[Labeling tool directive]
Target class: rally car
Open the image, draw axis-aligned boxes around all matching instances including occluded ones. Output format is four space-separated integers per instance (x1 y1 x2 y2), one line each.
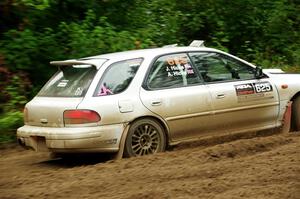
17 40 300 158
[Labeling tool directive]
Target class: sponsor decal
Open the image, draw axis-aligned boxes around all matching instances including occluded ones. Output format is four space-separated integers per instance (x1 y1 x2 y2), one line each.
235 83 255 95
235 82 273 96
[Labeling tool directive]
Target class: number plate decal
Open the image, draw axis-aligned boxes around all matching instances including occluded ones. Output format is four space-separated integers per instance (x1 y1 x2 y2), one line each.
253 82 273 93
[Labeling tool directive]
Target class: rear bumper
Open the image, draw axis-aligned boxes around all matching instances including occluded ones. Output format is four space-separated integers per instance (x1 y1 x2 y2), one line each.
17 124 126 153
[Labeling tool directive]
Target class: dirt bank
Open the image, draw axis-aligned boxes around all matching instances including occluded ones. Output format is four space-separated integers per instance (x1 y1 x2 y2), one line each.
0 132 299 199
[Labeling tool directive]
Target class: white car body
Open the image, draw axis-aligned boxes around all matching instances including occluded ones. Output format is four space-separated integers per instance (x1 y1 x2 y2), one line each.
17 43 300 157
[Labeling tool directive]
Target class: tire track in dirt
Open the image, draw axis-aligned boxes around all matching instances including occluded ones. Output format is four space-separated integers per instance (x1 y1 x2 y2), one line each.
0 131 299 199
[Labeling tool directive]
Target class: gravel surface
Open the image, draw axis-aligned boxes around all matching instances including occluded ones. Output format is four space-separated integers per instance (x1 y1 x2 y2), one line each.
0 131 299 199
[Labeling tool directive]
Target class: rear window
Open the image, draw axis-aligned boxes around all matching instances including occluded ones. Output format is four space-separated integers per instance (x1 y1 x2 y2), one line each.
94 58 142 96
38 65 97 97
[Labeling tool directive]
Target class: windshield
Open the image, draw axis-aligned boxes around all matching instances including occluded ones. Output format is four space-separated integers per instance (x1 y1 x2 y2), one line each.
38 65 97 97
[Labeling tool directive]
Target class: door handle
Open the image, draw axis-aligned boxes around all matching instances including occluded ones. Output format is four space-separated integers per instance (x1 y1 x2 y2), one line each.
40 118 48 124
216 94 225 99
151 100 162 106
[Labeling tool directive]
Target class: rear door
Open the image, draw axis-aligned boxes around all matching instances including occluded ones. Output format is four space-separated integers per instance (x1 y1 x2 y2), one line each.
140 53 214 141
189 52 280 133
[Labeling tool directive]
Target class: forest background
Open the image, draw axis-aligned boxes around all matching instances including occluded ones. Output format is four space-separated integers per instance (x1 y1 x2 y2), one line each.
0 0 299 142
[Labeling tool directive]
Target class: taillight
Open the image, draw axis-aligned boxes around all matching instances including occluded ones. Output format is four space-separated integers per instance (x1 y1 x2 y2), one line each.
24 107 28 123
63 110 101 125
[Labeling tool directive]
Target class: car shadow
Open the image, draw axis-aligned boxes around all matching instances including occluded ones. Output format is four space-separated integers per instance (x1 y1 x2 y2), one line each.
36 153 116 168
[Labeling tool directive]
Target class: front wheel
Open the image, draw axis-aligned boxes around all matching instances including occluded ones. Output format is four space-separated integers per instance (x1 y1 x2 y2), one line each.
124 119 166 157
292 97 300 131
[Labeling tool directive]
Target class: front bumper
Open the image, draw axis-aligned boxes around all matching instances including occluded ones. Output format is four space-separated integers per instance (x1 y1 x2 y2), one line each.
17 124 126 153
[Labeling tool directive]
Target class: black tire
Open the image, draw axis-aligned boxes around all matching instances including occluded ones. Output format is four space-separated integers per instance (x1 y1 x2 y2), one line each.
292 97 300 131
124 119 166 157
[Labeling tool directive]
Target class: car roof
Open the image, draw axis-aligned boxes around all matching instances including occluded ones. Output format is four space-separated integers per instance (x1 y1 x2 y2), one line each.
81 46 220 61
50 46 227 69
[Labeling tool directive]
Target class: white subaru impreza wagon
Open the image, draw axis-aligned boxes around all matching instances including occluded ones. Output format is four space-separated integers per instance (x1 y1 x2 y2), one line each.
17 41 300 158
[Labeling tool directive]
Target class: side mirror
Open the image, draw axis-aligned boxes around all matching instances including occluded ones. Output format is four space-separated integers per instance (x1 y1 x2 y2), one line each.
254 66 264 79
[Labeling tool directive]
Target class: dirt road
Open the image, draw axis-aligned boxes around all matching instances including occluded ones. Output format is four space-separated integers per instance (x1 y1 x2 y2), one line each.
0 131 299 199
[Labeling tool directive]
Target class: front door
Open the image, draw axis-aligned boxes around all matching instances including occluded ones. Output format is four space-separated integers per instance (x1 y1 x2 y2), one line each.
189 52 280 133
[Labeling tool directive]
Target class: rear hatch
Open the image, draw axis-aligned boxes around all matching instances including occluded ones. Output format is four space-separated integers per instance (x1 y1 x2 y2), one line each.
25 64 97 127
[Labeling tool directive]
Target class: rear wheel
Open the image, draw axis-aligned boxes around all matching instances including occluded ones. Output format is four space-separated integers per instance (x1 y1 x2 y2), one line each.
124 119 166 157
292 97 300 131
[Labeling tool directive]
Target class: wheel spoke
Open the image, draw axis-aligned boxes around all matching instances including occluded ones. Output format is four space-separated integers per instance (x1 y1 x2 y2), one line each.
144 125 149 135
133 146 141 154
132 134 140 142
146 125 154 135
132 140 139 144
132 143 140 150
152 136 159 141
138 148 143 156
145 148 150 155
149 146 155 153
150 145 157 152
136 127 143 136
149 130 157 138
142 126 147 135
151 142 158 147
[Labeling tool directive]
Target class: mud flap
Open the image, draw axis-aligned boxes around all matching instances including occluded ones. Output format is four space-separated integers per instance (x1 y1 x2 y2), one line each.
30 136 50 152
281 101 292 133
113 124 130 160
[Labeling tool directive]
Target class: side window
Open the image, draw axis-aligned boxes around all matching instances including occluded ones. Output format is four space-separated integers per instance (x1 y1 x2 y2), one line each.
189 52 255 83
225 56 256 80
94 58 142 96
146 53 200 89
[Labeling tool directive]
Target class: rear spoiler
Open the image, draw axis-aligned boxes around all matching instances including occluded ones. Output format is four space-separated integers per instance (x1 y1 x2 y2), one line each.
50 60 91 66
50 58 108 69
